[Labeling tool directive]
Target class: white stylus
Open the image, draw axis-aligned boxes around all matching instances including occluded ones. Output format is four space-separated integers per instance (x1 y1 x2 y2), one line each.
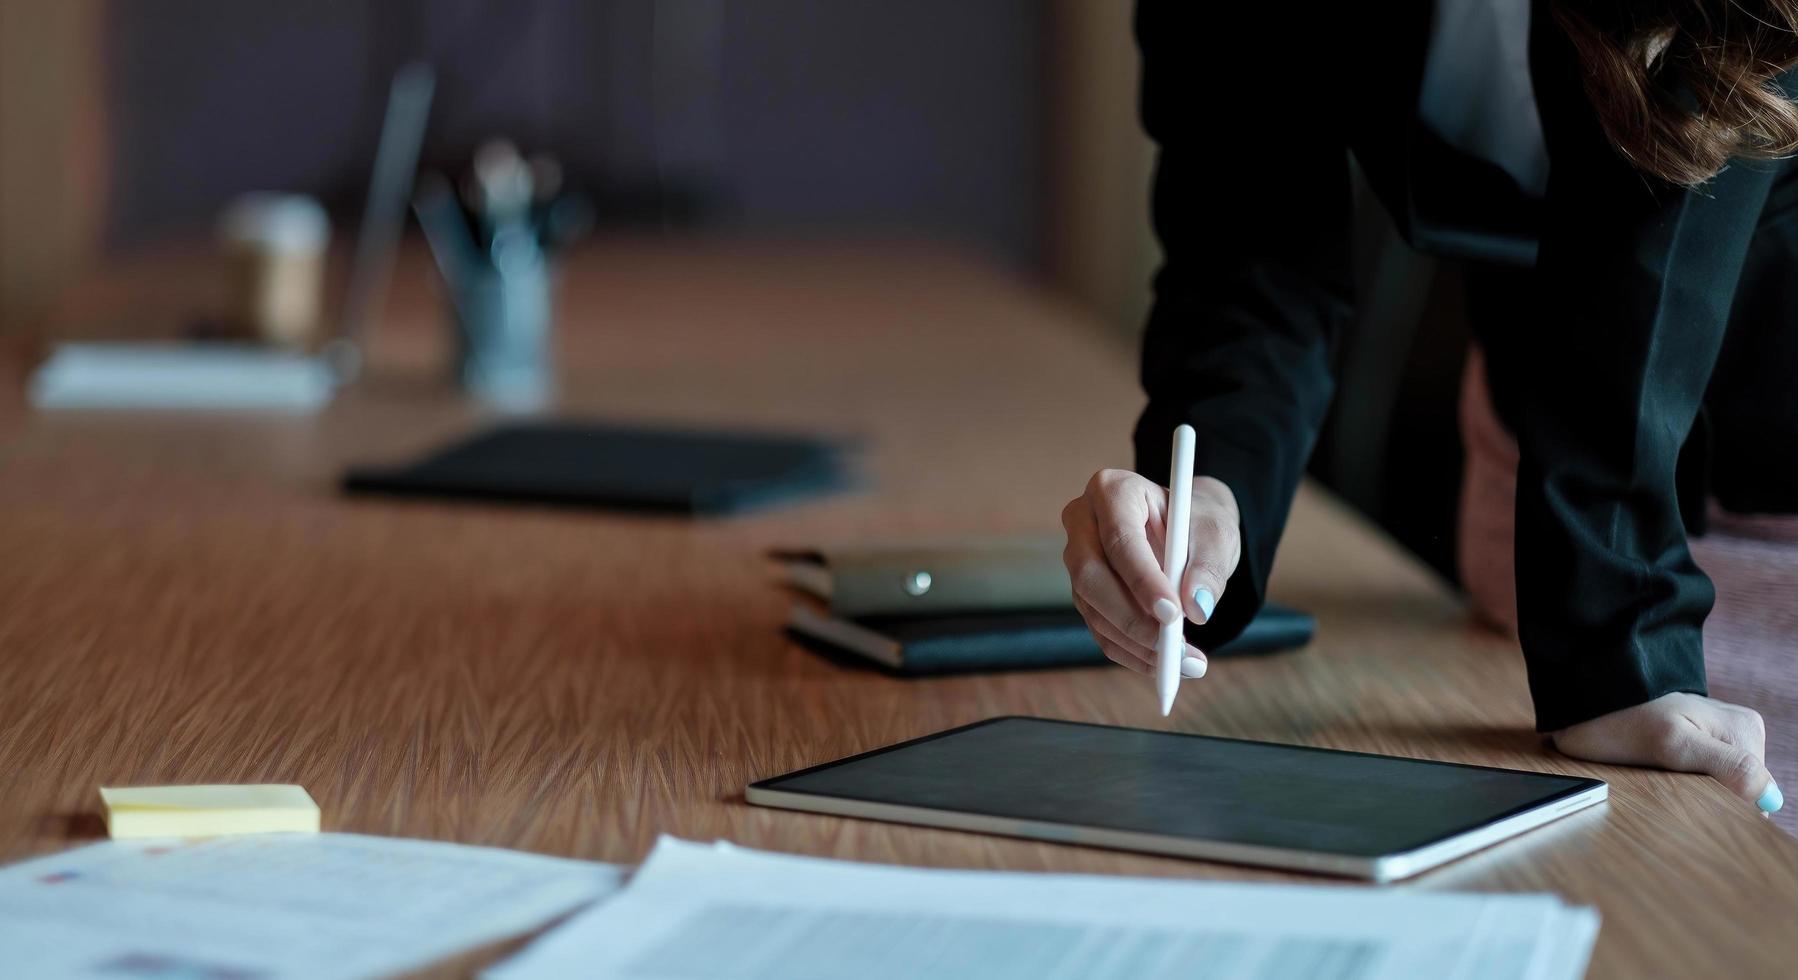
1157 424 1197 716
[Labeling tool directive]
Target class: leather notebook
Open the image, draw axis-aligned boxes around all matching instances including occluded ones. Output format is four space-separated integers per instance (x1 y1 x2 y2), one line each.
344 421 852 514
786 602 1316 675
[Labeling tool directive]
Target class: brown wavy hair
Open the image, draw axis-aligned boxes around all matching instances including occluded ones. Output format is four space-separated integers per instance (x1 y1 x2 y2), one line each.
1554 0 1798 186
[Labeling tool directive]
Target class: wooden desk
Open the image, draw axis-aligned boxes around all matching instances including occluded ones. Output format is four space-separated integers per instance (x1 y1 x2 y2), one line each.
2 242 1793 977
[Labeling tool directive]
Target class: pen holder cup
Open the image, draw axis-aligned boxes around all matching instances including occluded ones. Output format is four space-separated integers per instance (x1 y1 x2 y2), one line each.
449 232 555 412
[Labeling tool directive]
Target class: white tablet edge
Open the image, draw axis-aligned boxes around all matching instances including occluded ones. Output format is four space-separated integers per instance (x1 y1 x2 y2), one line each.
745 780 1608 883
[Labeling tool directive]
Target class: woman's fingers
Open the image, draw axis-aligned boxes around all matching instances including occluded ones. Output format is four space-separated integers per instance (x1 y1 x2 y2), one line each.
1671 727 1776 804
1093 633 1208 680
1063 467 1233 682
1064 498 1155 678
1092 631 1152 676
1084 468 1243 630
1704 701 1768 759
1075 594 1206 676
1063 477 1212 679
1074 595 1150 671
1086 470 1183 622
1687 704 1775 804
1180 477 1241 624
1065 483 1164 650
1552 693 1780 810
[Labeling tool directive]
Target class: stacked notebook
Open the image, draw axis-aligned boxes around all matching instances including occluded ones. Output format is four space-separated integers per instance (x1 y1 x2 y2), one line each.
775 537 1314 674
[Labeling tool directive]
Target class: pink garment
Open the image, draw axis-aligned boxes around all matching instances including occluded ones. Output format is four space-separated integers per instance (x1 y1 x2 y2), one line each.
1457 349 1798 833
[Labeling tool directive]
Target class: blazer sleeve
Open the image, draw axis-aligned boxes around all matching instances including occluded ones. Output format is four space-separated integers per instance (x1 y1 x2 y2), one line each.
1498 13 1787 731
1132 0 1355 650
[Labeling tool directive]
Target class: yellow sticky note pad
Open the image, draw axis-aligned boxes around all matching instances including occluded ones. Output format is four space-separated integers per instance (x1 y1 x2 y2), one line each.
99 784 321 839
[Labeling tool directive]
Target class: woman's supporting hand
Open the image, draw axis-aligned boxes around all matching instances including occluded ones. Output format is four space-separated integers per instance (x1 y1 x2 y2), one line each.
1060 469 1242 678
1552 692 1783 814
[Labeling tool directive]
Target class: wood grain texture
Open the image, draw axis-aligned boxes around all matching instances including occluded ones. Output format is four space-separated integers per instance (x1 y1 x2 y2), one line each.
3 241 1795 978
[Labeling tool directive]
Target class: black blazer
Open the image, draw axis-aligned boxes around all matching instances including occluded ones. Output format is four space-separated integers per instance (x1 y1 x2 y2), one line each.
1134 0 1798 731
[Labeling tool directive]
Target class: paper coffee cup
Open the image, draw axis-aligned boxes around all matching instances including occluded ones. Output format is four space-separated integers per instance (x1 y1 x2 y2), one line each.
218 193 329 348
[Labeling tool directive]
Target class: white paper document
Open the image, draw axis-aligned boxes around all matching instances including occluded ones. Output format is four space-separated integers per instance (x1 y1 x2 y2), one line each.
0 833 626 979
491 838 1599 980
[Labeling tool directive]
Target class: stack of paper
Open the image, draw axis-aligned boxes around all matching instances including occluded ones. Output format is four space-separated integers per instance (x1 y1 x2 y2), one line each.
491 838 1600 980
0 833 625 978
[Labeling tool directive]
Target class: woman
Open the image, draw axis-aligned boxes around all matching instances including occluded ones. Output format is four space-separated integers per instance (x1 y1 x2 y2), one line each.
1063 0 1794 817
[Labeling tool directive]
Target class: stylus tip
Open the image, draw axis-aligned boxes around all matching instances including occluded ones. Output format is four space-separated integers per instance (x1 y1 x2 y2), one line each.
1158 689 1174 717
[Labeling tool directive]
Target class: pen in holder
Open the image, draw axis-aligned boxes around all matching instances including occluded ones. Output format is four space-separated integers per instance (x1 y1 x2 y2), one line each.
413 145 589 412
454 224 553 411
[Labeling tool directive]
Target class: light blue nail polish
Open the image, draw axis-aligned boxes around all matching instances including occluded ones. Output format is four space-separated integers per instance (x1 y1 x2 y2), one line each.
1758 779 1784 814
1193 587 1217 622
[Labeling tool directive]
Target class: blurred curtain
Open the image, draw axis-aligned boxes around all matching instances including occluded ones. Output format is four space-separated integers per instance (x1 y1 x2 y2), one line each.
1046 0 1156 339
0 0 107 336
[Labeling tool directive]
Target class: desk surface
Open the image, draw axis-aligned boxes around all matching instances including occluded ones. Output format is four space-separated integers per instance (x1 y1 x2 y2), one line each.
2 242 1793 977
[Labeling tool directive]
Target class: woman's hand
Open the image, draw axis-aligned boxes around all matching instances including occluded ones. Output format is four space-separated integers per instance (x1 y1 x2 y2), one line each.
1060 468 1241 678
1552 692 1783 814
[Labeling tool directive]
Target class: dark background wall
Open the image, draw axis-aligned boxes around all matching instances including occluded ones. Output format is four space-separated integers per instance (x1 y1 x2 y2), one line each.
57 0 1471 578
104 0 1047 265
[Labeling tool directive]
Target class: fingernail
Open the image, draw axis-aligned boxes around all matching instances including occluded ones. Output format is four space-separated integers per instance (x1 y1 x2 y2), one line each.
1192 587 1217 623
1180 655 1208 678
1758 778 1784 814
1152 598 1181 625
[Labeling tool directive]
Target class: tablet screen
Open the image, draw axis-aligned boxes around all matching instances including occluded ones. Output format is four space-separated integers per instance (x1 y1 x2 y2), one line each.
752 717 1600 859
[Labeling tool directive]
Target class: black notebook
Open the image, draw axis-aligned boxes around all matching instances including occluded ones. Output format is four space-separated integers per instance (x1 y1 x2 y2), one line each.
344 422 852 515
788 603 1315 675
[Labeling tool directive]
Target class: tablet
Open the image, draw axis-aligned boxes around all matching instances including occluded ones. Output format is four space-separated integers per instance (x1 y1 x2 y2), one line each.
746 717 1606 882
